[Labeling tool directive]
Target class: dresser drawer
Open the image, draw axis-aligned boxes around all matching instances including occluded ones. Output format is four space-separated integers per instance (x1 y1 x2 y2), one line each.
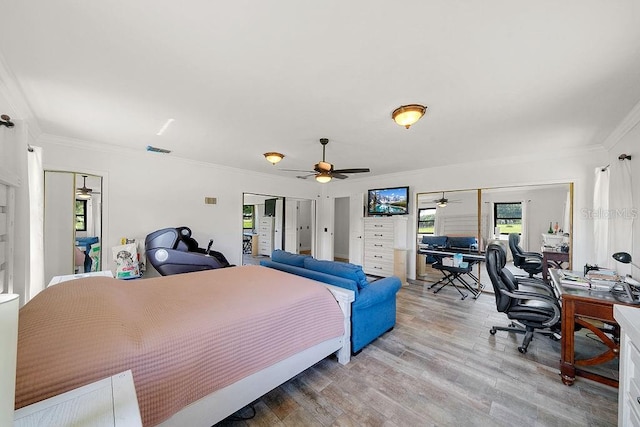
363 262 393 277
365 240 394 251
364 229 394 240
364 219 394 233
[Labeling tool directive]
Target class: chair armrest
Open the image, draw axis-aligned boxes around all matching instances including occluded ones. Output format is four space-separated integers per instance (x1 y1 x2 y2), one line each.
499 288 561 326
516 277 556 296
522 252 543 261
355 277 401 309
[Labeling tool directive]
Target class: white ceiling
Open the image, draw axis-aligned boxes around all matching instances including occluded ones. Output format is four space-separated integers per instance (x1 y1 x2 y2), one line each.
2 1 639 179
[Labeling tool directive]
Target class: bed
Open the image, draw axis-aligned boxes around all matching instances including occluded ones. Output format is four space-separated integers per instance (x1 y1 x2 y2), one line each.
15 265 354 426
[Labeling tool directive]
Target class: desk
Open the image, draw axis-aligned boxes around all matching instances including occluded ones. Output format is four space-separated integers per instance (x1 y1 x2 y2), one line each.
549 269 636 387
542 250 570 282
418 248 485 299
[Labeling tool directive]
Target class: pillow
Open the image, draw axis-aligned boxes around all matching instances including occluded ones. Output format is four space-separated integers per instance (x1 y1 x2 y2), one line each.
304 258 369 289
271 249 310 267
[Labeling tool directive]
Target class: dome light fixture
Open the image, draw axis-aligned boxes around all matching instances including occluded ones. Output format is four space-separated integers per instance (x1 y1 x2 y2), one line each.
315 172 332 183
263 152 285 165
392 104 427 129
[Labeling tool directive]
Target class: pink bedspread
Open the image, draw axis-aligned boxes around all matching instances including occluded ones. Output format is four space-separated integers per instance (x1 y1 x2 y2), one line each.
15 265 345 426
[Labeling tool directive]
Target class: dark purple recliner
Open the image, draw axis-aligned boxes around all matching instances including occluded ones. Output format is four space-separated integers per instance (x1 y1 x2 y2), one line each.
145 226 231 276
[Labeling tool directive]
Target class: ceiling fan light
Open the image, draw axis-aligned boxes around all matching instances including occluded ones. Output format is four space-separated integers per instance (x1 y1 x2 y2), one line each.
316 161 332 172
437 201 447 207
264 152 284 165
76 191 91 200
392 104 426 129
315 172 332 183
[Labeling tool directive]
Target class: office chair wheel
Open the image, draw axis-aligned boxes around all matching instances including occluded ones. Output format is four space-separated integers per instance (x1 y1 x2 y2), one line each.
518 346 527 354
489 328 497 335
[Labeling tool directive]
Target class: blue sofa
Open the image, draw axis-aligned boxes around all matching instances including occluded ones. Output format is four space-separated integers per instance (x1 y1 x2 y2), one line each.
260 250 401 353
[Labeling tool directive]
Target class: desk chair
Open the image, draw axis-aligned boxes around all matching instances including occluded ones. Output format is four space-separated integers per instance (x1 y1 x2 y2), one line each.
508 233 543 277
486 244 561 353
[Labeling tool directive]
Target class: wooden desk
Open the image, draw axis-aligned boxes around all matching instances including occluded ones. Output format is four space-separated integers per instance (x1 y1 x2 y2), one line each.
549 269 636 387
542 250 569 282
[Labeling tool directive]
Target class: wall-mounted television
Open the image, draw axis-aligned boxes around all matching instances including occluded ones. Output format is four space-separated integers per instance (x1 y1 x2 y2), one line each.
264 198 277 216
367 186 409 216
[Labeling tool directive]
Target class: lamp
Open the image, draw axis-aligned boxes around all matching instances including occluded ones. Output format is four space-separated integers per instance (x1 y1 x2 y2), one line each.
612 252 640 270
264 152 284 165
392 104 427 129
315 172 332 183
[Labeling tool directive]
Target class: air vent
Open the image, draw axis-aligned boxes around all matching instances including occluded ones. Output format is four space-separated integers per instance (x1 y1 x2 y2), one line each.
146 145 171 154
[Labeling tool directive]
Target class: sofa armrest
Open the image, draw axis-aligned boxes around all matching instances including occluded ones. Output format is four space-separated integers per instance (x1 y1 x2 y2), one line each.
354 276 401 309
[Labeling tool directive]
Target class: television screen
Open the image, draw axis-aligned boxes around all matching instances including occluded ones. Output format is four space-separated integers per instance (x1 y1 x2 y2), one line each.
367 186 409 215
264 198 276 216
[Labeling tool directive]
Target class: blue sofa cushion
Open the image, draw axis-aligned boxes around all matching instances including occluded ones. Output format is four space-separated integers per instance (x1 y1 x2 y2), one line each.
421 235 448 248
447 236 478 250
271 249 310 267
304 258 369 290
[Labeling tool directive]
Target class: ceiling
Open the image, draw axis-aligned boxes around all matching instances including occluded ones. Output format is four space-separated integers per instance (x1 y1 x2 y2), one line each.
2 1 639 179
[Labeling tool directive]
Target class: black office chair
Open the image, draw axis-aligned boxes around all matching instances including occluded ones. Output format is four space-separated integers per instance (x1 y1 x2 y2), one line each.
485 244 561 353
145 227 232 276
508 233 543 277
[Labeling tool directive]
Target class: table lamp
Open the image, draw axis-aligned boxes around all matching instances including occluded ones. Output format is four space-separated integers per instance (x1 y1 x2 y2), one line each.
612 252 640 270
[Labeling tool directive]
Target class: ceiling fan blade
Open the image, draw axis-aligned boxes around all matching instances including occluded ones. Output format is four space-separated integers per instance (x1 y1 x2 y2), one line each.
279 168 315 173
331 172 349 179
332 168 370 174
296 173 315 179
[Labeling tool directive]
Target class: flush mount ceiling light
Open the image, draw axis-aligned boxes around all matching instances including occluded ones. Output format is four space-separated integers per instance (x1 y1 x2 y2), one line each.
315 171 332 183
264 152 285 165
392 104 427 129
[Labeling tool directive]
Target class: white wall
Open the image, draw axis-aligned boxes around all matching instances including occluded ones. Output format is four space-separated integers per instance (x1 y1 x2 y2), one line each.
326 149 607 279
37 137 321 276
604 116 640 276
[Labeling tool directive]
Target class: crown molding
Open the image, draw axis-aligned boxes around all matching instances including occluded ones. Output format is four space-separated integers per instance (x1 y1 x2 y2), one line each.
0 51 43 140
602 98 640 150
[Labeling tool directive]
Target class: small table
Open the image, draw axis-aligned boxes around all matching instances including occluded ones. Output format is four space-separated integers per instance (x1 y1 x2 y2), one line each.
542 250 570 282
549 269 637 387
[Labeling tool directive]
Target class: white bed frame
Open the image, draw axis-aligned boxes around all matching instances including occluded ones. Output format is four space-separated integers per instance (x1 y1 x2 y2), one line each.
159 283 354 427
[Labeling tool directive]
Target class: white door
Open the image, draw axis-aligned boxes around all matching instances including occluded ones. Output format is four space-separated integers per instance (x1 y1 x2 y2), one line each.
273 198 284 250
349 193 365 265
284 200 299 253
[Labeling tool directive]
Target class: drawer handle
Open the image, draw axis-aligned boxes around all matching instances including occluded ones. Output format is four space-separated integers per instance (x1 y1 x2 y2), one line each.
374 233 383 236
374 266 382 269
374 244 383 247
374 255 382 258
374 224 383 227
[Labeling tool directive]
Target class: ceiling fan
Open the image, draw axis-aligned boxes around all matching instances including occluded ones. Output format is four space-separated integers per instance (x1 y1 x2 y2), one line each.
76 175 100 199
281 138 370 182
432 192 461 207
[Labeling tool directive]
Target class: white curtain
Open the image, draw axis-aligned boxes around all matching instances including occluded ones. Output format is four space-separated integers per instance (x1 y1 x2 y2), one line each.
521 199 530 250
608 159 634 274
27 146 45 300
593 167 610 266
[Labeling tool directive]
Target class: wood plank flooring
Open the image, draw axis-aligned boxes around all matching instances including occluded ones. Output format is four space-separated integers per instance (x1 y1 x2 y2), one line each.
216 278 619 426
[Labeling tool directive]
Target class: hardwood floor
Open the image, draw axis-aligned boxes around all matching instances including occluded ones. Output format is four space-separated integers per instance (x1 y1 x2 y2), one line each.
216 279 619 426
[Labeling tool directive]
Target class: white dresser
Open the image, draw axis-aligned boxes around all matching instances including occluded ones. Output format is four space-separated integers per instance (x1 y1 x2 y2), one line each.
614 304 640 427
258 217 275 256
363 217 407 282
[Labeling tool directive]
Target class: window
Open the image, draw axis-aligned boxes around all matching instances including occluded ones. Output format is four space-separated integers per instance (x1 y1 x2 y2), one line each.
243 205 254 229
75 200 87 231
494 202 522 235
418 208 436 234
